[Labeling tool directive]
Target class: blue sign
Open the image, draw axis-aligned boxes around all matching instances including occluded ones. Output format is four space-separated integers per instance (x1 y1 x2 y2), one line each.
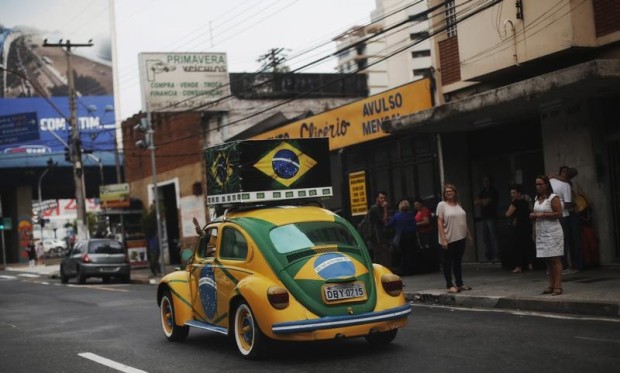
0 112 39 145
0 96 116 167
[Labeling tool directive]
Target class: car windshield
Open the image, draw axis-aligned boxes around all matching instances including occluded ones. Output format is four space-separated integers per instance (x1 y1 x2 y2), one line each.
269 221 357 254
88 241 124 254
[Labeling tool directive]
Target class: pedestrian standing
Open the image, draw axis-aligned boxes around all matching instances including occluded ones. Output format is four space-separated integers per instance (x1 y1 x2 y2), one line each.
36 240 45 266
549 166 572 270
358 191 389 262
413 198 433 250
148 234 161 277
385 199 417 275
27 241 37 268
437 184 473 294
474 176 499 263
505 184 534 273
531 176 564 296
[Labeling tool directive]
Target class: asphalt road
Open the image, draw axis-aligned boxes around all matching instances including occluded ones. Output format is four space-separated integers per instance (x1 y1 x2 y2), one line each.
1 271 619 373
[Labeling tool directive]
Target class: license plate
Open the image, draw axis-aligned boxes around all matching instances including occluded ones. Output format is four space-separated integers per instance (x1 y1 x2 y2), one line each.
323 282 366 302
99 267 119 272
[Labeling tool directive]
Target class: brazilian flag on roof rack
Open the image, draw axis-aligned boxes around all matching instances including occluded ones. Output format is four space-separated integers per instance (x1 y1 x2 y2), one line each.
204 138 331 204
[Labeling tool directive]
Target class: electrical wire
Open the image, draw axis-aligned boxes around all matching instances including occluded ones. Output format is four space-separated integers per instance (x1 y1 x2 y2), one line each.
149 0 501 152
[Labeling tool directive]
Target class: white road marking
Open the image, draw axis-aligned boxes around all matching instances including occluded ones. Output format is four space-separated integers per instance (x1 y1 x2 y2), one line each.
0 275 18 280
575 336 620 344
78 352 147 373
66 284 129 292
17 273 40 278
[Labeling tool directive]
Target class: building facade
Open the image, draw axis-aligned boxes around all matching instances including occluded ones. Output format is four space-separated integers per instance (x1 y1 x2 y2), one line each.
387 0 620 264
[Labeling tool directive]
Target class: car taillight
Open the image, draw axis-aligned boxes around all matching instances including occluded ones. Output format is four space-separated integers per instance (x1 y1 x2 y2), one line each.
81 254 91 263
381 274 403 296
267 286 289 309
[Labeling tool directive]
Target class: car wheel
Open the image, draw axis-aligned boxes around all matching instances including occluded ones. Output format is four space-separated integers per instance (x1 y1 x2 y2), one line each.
54 247 63 257
60 267 69 284
160 289 189 342
234 301 266 360
78 267 87 284
364 329 398 345
48 248 56 257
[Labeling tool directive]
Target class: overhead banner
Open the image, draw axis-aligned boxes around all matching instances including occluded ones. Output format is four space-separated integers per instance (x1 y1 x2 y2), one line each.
252 79 432 150
0 0 115 168
138 52 231 112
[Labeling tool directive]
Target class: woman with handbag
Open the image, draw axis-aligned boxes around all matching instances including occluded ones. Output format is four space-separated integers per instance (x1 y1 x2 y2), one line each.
437 184 473 293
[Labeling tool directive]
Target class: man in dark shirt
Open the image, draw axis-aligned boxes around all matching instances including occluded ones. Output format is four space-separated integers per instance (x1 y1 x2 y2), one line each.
365 191 389 261
475 177 499 263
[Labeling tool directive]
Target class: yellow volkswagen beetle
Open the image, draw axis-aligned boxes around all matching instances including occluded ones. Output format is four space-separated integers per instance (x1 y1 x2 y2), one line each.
157 204 411 359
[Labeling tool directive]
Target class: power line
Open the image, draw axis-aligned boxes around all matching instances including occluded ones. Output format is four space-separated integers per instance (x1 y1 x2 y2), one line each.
152 0 501 149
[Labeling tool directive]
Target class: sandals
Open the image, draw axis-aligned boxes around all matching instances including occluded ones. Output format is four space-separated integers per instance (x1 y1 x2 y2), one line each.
551 288 563 296
459 285 473 291
541 287 553 295
447 286 460 293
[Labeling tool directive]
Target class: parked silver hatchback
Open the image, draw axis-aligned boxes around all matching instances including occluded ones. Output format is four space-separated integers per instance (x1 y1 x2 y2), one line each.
60 239 131 284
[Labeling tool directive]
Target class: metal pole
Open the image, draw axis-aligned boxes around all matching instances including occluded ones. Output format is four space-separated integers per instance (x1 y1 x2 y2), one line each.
38 168 50 240
147 112 165 275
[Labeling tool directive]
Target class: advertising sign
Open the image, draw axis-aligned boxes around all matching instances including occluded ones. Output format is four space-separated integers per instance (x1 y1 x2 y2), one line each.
348 171 368 216
0 112 39 145
138 52 230 112
100 183 130 209
252 79 432 150
0 0 115 168
205 138 332 205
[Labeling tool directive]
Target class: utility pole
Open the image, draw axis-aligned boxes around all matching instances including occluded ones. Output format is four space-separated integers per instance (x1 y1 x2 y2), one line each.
43 39 93 240
134 114 165 275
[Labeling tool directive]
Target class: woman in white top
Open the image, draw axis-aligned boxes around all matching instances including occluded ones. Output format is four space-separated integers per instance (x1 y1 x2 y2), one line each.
437 184 473 294
530 176 564 296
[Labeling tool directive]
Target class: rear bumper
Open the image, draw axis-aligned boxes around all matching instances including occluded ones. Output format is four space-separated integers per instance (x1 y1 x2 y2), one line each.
271 303 412 334
81 264 131 277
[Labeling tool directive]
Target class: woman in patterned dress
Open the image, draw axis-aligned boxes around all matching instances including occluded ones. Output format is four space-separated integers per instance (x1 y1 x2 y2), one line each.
530 176 564 296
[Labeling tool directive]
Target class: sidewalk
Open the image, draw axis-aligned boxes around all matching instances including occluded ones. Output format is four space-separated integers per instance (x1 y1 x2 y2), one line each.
4 262 619 318
400 263 620 318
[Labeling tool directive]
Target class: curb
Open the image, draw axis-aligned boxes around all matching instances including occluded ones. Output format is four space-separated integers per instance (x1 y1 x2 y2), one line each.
405 291 620 318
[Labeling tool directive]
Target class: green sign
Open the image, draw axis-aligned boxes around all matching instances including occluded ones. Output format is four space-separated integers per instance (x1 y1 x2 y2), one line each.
1 217 12 230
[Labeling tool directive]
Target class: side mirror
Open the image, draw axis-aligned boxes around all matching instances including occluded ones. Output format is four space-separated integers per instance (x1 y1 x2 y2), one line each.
180 249 193 267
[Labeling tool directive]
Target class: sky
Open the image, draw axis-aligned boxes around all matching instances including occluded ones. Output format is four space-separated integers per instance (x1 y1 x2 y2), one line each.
1 0 377 122
113 0 376 120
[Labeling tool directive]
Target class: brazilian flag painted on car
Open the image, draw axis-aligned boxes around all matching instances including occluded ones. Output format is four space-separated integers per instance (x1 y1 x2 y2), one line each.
205 138 331 197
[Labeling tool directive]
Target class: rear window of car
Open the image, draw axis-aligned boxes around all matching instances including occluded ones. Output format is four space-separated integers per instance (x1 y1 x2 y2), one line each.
88 241 124 254
269 221 357 254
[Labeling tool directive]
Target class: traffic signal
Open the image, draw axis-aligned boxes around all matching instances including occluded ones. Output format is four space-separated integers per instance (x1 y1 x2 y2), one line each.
133 118 152 149
64 148 71 162
0 217 4 230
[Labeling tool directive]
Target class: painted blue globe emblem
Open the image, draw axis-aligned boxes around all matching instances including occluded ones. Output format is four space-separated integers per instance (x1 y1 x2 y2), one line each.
272 149 300 179
314 253 355 279
198 265 217 319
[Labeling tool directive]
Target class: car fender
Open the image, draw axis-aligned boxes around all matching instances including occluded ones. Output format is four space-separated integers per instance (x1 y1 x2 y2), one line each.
370 264 408 310
235 274 314 339
158 271 193 326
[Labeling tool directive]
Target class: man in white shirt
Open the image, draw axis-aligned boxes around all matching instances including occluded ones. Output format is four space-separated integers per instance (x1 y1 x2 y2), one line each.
549 166 572 270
